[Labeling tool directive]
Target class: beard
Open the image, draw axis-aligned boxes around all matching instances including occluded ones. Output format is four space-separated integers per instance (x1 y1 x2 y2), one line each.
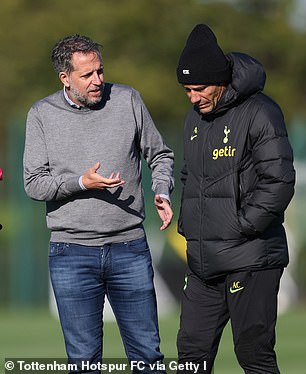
69 85 103 108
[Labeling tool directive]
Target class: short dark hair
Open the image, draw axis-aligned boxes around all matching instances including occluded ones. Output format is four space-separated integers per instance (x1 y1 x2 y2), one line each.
51 34 102 74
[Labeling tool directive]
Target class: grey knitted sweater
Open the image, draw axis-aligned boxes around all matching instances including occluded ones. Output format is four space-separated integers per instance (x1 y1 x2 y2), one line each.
23 83 174 245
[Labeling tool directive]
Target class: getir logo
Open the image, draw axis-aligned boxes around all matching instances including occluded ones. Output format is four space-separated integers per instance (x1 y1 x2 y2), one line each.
212 125 236 160
212 146 236 160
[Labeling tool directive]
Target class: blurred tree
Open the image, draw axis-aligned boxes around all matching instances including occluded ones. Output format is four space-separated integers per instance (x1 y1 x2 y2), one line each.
0 0 305 135
236 0 292 14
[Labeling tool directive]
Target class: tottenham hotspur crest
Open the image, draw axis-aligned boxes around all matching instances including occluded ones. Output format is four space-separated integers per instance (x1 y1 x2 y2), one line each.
223 125 230 144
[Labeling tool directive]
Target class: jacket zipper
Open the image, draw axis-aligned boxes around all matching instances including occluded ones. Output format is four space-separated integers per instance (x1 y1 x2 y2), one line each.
200 120 213 278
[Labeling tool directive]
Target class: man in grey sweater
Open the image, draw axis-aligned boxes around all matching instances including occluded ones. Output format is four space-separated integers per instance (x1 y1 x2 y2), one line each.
23 35 174 373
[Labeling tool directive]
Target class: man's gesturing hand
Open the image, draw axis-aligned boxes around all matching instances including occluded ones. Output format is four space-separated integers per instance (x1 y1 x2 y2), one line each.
154 194 173 231
82 162 125 190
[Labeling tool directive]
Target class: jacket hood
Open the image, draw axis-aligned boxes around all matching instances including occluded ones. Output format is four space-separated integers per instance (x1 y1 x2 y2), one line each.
227 52 266 97
203 52 266 116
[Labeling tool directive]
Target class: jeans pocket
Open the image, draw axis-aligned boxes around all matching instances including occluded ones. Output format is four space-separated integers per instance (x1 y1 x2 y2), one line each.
49 242 68 257
127 236 150 254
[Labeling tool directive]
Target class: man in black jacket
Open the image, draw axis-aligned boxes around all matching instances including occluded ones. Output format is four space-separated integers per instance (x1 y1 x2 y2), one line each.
176 24 295 373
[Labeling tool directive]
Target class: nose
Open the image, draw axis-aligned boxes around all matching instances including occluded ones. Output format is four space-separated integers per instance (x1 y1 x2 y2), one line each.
189 91 200 104
92 71 103 85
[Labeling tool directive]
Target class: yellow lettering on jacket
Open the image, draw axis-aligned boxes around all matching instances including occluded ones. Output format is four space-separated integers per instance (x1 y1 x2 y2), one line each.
212 146 236 160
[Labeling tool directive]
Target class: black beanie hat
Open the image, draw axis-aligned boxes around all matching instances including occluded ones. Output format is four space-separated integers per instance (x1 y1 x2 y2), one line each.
177 24 231 85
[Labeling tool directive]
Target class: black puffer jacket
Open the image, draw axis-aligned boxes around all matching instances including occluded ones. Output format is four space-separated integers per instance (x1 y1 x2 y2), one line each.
178 52 295 280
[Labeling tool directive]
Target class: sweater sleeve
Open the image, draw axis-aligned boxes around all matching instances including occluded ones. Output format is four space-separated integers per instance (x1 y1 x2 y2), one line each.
238 101 295 235
23 106 82 201
132 89 174 196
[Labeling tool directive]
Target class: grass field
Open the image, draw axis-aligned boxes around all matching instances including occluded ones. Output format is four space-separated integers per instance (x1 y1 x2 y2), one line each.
0 305 305 373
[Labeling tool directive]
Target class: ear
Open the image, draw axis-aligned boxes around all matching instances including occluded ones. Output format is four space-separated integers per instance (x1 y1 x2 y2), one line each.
59 71 70 88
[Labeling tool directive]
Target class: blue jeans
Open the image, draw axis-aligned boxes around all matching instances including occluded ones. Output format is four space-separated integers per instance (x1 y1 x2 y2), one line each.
49 236 165 373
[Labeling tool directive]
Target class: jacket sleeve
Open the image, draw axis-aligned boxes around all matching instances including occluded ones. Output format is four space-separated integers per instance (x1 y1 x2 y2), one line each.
132 89 174 196
177 112 193 237
23 106 82 201
178 161 188 236
238 101 295 236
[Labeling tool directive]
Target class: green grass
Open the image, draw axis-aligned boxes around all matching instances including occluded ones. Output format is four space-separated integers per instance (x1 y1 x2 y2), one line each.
0 306 305 373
